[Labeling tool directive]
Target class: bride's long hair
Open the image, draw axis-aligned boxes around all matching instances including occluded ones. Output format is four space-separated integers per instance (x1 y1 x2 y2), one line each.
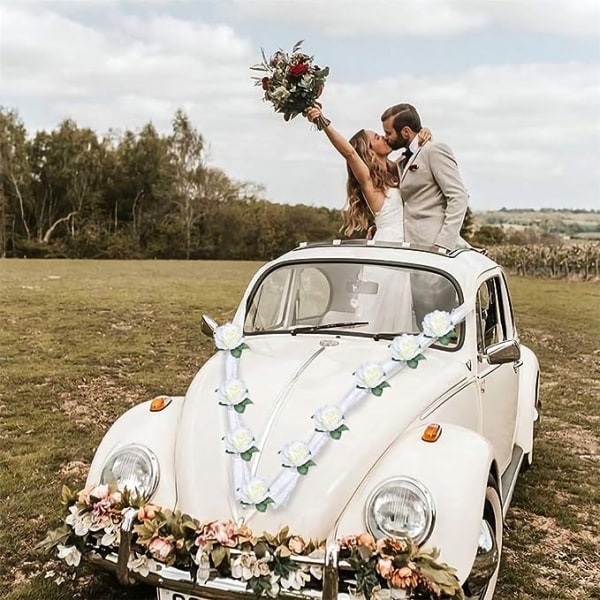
341 130 399 237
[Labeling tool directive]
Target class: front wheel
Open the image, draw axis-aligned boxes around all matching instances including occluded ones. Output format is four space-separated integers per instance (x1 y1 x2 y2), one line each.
464 477 503 600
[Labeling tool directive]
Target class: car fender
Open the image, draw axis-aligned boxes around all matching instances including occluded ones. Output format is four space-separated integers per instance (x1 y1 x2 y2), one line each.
86 396 185 507
335 423 495 583
514 344 540 455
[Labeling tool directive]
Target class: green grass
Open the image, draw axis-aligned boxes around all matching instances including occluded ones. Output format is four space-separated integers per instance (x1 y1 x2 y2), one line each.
0 261 598 599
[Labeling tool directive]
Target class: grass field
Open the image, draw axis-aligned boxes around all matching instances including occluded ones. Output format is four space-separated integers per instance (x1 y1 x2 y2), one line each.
1 260 599 600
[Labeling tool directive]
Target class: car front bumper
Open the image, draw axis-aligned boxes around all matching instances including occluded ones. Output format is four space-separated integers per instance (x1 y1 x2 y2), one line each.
85 510 412 600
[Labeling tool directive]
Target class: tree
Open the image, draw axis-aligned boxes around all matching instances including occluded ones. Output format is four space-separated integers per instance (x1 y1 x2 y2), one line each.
0 108 33 241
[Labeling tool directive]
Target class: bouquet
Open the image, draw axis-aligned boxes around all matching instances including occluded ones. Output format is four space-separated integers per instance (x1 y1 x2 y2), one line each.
251 40 330 129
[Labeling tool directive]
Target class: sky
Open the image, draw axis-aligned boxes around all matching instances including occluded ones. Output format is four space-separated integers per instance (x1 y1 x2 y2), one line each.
1 0 599 212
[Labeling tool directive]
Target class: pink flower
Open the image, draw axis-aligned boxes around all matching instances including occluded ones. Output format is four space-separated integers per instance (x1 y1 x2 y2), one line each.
339 535 357 548
376 557 394 579
137 504 160 521
357 533 376 551
288 535 306 554
196 520 237 548
148 537 175 563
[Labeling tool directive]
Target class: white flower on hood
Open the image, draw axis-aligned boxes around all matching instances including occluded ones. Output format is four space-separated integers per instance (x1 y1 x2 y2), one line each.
422 310 454 338
312 405 344 432
280 441 311 468
238 477 270 506
214 323 244 350
390 334 422 362
354 362 386 390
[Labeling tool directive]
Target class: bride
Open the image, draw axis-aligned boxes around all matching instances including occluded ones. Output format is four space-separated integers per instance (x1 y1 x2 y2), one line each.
305 105 429 333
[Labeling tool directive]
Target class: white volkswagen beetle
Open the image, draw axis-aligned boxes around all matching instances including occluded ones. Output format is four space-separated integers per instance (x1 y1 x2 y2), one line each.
49 241 540 600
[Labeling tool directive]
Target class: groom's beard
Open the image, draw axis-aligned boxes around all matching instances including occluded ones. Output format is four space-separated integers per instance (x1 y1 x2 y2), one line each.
388 137 407 151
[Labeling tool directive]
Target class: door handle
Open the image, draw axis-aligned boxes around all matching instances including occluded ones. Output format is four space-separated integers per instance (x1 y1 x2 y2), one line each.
513 360 523 373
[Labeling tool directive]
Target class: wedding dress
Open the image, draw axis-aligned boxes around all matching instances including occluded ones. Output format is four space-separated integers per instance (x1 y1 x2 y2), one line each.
356 188 415 333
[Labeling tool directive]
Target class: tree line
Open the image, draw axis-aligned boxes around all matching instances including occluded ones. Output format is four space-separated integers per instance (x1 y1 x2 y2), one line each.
0 107 344 260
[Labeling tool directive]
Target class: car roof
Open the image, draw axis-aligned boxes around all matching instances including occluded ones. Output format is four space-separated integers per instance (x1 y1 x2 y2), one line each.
271 240 501 296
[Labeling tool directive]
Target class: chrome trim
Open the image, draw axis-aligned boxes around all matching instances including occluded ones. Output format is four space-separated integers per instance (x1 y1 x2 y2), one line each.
419 376 473 419
365 476 436 546
116 508 137 585
100 443 160 502
323 535 340 600
464 518 499 597
201 314 218 336
87 548 364 600
501 448 524 518
251 346 326 476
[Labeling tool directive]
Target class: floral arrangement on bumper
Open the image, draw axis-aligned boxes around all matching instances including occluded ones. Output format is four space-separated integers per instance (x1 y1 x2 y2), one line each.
42 483 464 599
214 306 466 513
251 40 330 129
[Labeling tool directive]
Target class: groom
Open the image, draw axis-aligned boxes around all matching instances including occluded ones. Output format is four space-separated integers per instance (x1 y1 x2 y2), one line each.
380 103 469 323
381 103 469 251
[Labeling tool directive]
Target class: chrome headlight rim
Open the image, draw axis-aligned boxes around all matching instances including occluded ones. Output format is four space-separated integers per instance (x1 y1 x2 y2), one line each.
100 443 160 502
365 476 436 546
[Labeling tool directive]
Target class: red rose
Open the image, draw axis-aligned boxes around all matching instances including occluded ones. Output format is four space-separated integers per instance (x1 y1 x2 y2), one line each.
261 77 270 90
289 63 309 77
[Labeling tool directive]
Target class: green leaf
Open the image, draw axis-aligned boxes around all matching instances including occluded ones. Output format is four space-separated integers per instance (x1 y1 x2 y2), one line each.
255 497 275 513
371 381 390 396
231 347 241 358
329 429 341 440
240 446 259 461
292 40 304 53
407 359 418 369
234 398 253 414
297 460 316 476
211 545 228 568
37 525 70 552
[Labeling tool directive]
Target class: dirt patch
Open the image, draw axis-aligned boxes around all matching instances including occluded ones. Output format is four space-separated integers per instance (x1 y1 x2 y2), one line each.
60 375 146 431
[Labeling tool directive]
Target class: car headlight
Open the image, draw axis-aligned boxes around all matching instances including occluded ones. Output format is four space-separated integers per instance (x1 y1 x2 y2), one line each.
100 444 159 501
366 477 435 545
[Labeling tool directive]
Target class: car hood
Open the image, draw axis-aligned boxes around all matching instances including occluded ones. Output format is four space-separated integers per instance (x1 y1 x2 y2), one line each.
175 334 467 539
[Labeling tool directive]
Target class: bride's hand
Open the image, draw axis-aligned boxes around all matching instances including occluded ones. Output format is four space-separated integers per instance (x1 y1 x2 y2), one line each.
418 127 432 145
305 106 323 123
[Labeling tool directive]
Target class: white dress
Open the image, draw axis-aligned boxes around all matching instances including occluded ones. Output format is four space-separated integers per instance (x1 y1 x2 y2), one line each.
357 188 415 333
372 187 405 243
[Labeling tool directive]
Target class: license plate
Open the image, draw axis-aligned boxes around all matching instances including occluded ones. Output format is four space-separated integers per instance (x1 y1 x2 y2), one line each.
157 589 204 600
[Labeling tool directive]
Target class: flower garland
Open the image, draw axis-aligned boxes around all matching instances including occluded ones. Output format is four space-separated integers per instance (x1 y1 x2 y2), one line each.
42 484 464 599
214 306 469 512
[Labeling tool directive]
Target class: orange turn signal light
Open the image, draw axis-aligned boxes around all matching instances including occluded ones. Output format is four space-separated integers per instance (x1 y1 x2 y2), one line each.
150 396 172 412
422 423 442 443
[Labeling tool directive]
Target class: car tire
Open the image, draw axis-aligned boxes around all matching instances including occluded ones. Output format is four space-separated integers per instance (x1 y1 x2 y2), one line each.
465 476 503 600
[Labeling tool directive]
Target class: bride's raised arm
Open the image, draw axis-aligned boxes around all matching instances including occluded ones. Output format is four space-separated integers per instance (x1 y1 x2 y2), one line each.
305 106 380 206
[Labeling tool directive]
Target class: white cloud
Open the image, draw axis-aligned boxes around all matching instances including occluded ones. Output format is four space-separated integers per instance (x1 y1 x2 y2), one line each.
0 1 598 210
233 0 600 38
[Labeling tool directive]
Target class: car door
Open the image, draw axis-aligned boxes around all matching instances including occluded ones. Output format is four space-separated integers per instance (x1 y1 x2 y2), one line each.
476 275 520 471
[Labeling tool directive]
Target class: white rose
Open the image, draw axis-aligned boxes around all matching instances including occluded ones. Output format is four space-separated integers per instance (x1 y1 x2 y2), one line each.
280 441 311 468
390 334 422 362
127 553 157 578
57 544 81 567
224 427 255 454
238 477 270 505
312 405 344 432
354 363 386 389
214 323 244 350
422 310 453 338
217 379 248 406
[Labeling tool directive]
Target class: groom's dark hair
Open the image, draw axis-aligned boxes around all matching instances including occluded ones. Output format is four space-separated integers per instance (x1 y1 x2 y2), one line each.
381 103 422 134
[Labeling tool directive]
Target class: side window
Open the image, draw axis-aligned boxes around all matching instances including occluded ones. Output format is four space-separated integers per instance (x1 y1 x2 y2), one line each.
476 277 507 353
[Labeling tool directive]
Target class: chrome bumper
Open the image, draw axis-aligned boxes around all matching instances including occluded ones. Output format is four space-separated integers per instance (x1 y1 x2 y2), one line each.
86 508 363 600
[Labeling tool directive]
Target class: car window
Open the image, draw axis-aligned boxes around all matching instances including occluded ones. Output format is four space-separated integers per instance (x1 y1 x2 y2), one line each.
245 261 461 345
476 277 508 352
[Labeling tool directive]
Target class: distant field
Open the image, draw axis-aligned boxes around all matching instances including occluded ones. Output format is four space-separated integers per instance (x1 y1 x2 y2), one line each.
0 260 598 600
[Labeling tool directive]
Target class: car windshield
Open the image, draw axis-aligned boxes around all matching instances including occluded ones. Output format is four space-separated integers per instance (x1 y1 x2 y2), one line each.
244 261 461 341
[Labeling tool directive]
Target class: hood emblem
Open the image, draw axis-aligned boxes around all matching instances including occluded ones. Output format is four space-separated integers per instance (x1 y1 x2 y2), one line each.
320 339 339 347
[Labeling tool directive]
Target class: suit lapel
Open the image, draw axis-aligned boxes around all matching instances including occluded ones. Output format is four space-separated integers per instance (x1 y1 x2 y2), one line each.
400 141 427 183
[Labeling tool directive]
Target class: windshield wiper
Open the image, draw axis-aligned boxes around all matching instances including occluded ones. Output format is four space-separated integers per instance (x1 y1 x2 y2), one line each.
289 321 368 335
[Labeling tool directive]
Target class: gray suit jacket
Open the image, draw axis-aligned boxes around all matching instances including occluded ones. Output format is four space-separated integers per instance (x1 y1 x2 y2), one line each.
399 141 469 250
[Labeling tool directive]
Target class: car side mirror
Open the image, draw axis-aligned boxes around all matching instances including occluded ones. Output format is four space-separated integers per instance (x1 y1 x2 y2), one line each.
485 340 521 365
201 314 218 337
